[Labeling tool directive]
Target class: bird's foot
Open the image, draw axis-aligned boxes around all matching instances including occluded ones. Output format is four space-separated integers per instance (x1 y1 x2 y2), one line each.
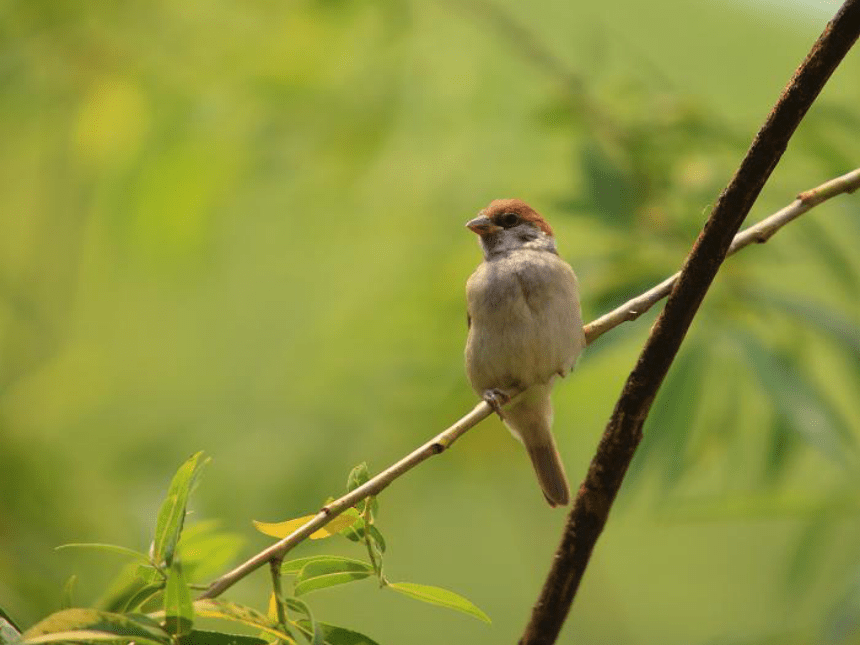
482 388 511 419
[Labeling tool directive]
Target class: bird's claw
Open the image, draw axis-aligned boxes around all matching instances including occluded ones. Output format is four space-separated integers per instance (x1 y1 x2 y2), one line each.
482 389 511 418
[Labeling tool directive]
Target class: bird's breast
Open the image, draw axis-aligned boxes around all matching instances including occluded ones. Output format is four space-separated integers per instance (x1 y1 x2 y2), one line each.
465 250 584 393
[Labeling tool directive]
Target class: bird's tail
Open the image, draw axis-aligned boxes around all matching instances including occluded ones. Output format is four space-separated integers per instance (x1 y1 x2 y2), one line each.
503 386 570 507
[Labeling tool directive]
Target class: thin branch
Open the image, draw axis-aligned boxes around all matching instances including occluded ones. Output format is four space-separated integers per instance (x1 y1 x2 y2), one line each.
584 166 860 344
199 401 494 599
269 559 287 632
198 166 858 602
520 2 860 644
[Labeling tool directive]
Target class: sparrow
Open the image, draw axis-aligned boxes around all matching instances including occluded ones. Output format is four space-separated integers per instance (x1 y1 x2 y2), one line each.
464 199 585 507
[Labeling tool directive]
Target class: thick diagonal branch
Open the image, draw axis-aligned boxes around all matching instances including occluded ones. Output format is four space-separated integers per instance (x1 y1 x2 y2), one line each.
519 3 860 644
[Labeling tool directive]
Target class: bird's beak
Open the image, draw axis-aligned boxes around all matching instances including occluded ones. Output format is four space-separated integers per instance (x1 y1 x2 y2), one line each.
466 215 500 236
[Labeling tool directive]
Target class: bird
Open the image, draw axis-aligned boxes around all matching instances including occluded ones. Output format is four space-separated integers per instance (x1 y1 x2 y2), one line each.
464 198 585 507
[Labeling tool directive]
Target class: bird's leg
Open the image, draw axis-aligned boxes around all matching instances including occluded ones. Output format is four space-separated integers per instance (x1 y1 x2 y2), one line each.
482 388 511 419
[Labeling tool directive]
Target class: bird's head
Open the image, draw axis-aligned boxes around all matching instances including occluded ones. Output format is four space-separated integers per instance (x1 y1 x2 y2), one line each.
466 199 556 258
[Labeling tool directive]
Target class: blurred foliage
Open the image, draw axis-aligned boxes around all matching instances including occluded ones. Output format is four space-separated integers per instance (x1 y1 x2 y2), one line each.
3 457 486 645
1 0 859 643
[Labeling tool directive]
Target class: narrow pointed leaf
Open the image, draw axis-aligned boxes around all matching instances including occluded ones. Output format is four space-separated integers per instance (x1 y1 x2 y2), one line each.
282 556 336 575
367 526 386 554
60 575 77 610
164 560 193 636
295 558 373 582
346 463 370 492
346 463 378 518
55 543 151 564
21 609 170 644
135 564 164 585
123 583 164 613
294 571 372 596
387 582 491 623
284 598 322 645
193 599 294 643
153 452 209 568
253 509 359 540
266 591 278 623
20 629 166 644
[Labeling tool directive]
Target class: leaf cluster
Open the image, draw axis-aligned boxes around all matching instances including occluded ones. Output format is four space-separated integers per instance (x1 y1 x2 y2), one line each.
0 456 489 645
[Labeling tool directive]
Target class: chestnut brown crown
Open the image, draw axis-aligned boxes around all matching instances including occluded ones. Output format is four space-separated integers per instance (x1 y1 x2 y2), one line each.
482 198 554 237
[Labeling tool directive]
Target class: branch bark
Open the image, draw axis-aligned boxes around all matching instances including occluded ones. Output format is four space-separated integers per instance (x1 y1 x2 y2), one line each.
520 2 860 644
198 166 858 601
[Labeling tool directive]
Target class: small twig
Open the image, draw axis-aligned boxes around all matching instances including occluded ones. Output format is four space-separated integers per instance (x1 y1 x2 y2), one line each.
584 166 860 345
361 498 386 585
269 558 287 631
198 165 857 602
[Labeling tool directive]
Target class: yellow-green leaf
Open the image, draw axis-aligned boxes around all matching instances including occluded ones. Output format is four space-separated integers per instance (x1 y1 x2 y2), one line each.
153 452 209 568
193 599 295 643
21 629 165 644
253 509 359 540
164 560 193 636
294 571 372 596
387 582 491 623
283 556 373 577
21 609 169 643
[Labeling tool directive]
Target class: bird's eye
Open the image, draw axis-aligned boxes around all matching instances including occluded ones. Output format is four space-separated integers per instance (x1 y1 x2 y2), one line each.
499 213 519 228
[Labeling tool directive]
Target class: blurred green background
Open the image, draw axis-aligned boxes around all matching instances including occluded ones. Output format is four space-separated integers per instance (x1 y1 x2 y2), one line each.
1 0 859 643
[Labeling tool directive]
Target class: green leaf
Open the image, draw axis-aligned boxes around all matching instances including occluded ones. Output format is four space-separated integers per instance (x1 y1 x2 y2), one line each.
123 583 164 613
135 564 164 585
346 463 370 492
153 452 209 568
338 518 386 551
164 560 194 636
21 609 170 644
282 556 331 575
61 575 77 609
55 543 152 564
178 629 268 645
294 571 372 597
20 629 166 643
297 558 374 581
284 598 322 645
339 518 365 543
283 556 373 576
387 582 491 624
295 621 381 645
97 563 163 613
193 599 294 643
346 464 377 518
366 526 386 554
